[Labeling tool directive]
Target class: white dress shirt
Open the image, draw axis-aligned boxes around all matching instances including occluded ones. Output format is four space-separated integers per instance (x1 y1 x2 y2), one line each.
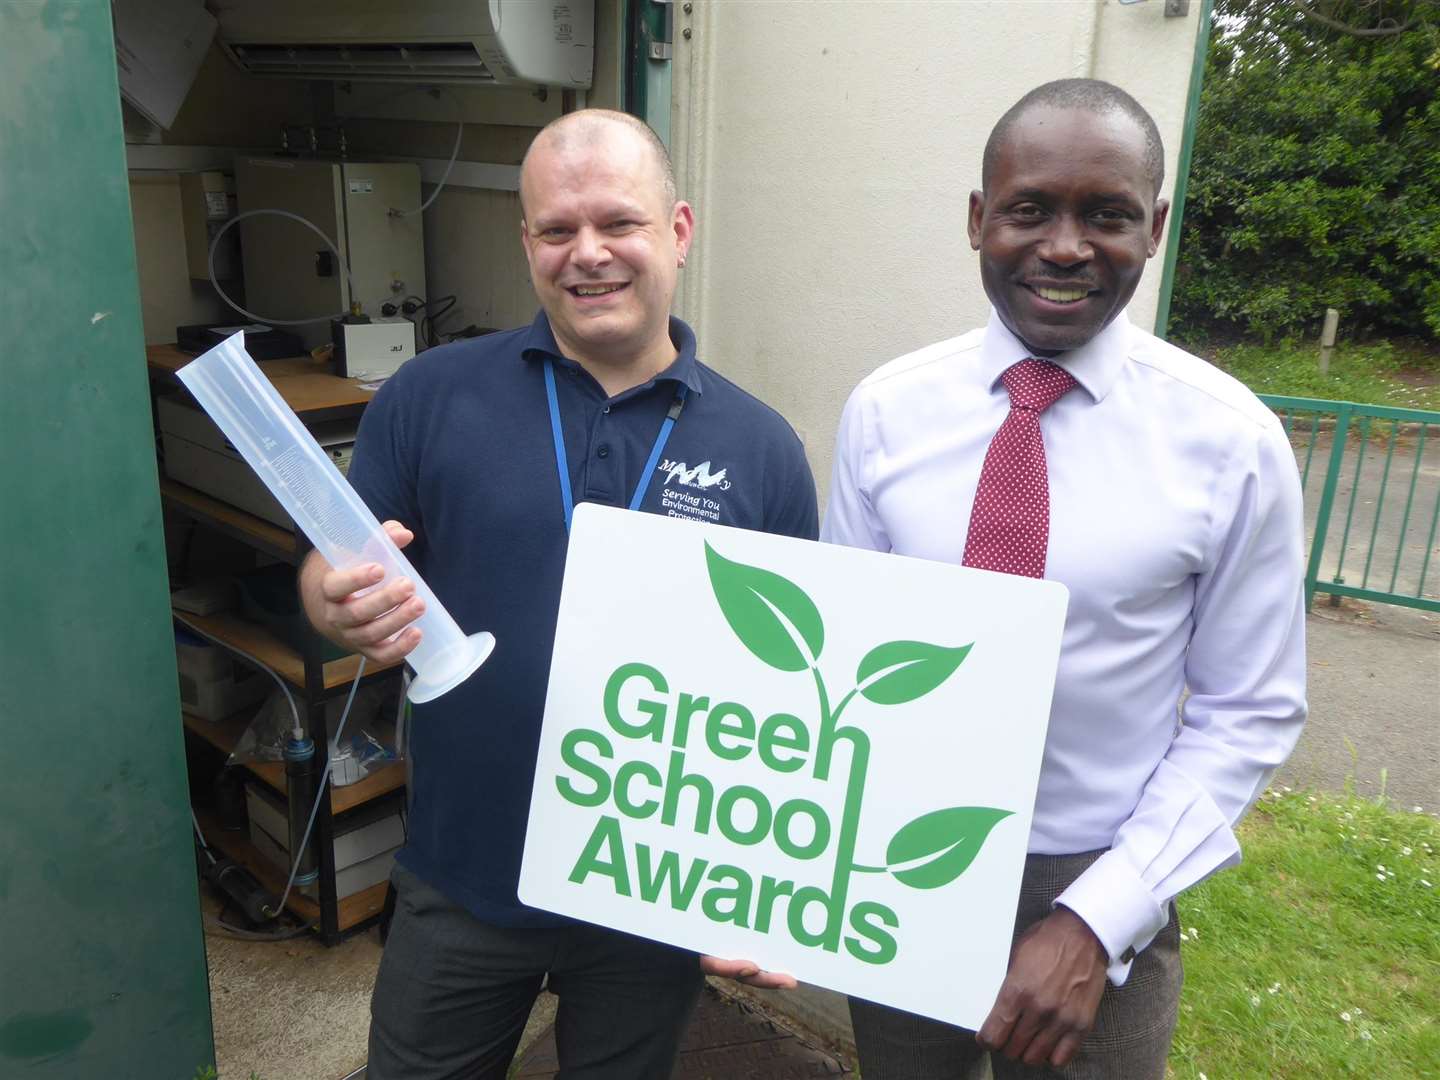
822 310 1307 983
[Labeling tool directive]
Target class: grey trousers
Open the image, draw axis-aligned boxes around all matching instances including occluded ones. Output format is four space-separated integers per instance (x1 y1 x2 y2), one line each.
850 850 1183 1080
368 864 704 1080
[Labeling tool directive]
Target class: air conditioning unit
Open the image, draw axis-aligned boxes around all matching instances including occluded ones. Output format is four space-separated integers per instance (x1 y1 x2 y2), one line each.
212 0 593 88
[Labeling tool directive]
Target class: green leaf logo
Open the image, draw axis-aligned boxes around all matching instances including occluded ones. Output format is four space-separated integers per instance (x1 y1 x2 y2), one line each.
704 542 824 672
885 806 1013 889
856 641 972 706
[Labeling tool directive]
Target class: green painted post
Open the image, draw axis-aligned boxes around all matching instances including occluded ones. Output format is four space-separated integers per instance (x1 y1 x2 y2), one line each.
1330 415 1371 591
1304 404 1354 611
1360 420 1401 588
1417 481 1440 599
1388 424 1428 593
0 3 214 1076
1154 0 1214 338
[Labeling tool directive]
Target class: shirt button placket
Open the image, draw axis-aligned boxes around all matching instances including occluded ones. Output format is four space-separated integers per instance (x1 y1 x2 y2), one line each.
585 398 620 503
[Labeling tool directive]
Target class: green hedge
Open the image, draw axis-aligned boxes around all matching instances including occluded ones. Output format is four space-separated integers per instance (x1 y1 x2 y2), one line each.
1171 1 1440 343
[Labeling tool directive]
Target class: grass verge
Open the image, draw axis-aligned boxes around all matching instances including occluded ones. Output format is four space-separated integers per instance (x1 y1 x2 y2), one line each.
1187 339 1440 412
1169 788 1440 1078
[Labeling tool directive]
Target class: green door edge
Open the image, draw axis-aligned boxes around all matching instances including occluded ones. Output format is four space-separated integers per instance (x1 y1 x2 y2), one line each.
0 3 214 1075
624 0 674 147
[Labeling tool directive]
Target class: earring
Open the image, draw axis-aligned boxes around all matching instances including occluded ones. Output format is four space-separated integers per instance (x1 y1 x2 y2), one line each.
678 255 687 268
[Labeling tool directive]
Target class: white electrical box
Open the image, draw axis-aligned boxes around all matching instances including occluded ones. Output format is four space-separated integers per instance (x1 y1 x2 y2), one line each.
235 158 426 348
334 317 417 381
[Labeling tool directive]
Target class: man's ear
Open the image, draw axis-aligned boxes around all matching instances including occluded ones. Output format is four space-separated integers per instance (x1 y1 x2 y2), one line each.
967 190 986 251
1147 199 1170 258
673 200 696 264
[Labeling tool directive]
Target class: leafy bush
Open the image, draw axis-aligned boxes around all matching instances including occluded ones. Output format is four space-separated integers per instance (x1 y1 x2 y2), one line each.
1171 1 1440 343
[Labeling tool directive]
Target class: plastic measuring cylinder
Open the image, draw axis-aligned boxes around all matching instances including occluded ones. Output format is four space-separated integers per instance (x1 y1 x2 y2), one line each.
176 332 493 703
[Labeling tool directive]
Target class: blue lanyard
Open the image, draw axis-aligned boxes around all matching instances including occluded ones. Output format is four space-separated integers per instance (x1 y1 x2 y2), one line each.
544 357 687 533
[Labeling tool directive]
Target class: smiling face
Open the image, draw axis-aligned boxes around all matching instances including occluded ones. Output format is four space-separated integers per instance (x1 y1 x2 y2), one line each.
520 121 694 384
968 106 1168 355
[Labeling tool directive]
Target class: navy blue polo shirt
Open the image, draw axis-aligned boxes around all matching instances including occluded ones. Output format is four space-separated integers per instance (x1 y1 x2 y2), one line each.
348 310 818 926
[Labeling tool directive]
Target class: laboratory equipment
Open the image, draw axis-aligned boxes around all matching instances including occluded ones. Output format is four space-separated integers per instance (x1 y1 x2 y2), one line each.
234 158 427 348
176 331 494 703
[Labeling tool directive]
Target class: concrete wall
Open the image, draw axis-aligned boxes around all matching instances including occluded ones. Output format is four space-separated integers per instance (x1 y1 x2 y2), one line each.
672 0 1203 1041
672 0 1203 503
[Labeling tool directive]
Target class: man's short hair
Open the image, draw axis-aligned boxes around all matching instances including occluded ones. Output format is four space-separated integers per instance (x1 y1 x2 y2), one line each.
982 79 1165 197
520 108 677 214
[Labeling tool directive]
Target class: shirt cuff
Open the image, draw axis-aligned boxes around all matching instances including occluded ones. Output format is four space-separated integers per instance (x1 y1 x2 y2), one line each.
1054 850 1169 986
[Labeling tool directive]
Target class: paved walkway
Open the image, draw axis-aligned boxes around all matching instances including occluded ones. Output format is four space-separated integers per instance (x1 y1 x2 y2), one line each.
1277 602 1439 812
513 983 850 1078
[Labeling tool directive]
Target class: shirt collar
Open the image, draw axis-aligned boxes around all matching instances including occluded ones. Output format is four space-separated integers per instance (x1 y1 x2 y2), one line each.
520 310 705 395
977 308 1133 404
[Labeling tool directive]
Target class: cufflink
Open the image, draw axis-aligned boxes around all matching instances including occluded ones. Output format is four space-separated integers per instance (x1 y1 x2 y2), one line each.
1120 947 1136 963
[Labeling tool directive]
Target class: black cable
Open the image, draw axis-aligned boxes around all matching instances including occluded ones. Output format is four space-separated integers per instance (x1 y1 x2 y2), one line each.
204 912 317 942
422 295 457 348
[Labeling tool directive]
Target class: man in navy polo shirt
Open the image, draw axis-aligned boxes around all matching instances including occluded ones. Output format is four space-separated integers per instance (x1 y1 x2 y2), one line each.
300 110 816 1079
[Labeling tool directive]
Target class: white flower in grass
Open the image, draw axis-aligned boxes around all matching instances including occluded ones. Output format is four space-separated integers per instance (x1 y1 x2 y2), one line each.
1268 983 1281 994
1422 879 1433 888
1414 806 1424 813
1402 846 1412 856
1361 1030 1373 1041
1341 1011 1353 1022
1250 994 1261 1007
1377 864 1386 872
1376 873 1386 881
1200 1073 1208 1080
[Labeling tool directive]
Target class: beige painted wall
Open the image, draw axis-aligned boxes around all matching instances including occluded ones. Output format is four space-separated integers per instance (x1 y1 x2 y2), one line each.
672 0 1202 503
129 175 228 344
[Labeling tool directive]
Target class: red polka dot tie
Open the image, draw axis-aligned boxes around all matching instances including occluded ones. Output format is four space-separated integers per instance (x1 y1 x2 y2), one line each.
962 358 1078 579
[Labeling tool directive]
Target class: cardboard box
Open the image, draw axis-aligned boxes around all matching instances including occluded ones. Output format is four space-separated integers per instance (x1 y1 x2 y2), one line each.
175 628 267 721
245 782 403 899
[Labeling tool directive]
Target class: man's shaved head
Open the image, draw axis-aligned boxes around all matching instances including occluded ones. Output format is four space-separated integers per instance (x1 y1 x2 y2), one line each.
520 108 677 216
983 79 1165 197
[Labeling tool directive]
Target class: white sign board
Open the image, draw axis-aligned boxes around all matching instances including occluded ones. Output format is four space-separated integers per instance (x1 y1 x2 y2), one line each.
520 504 1068 1029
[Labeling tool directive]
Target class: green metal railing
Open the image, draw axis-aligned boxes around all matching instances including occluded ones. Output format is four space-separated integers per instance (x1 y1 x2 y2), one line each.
1262 395 1440 613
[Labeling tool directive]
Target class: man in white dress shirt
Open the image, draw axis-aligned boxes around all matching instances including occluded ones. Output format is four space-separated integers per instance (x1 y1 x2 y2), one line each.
823 79 1307 1078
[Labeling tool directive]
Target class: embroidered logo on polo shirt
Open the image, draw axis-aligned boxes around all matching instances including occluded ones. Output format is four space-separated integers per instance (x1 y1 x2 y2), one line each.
658 459 732 492
657 458 731 524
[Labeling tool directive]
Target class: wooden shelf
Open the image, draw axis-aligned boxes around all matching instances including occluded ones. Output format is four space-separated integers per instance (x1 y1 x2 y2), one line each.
183 710 406 815
193 805 390 932
174 608 400 691
146 343 375 415
162 478 299 562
